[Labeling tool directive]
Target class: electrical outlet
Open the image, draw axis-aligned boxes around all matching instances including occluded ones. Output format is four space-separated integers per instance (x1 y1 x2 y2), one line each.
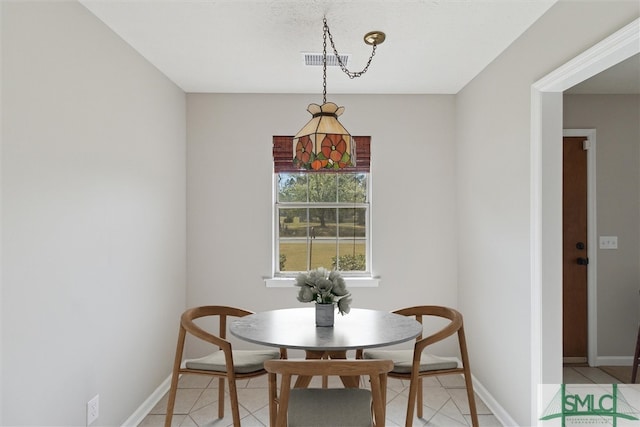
87 394 99 426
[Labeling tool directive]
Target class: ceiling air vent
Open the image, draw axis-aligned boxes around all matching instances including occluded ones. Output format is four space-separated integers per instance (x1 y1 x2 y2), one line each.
302 53 351 67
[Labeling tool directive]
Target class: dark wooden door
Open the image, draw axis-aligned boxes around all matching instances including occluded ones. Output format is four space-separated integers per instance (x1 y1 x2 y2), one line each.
563 136 589 362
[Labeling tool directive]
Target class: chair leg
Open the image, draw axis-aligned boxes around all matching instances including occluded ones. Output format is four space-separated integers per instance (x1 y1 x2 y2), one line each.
218 377 225 418
632 324 640 383
164 370 180 427
165 328 186 427
459 327 479 427
268 372 278 427
405 372 419 427
463 368 479 427
380 373 388 423
227 374 242 427
416 377 423 419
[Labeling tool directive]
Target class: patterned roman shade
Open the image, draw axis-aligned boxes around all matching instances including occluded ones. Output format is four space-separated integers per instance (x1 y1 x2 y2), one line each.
273 135 370 173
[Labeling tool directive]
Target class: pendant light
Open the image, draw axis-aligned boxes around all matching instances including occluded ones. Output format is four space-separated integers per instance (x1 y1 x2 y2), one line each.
293 18 385 170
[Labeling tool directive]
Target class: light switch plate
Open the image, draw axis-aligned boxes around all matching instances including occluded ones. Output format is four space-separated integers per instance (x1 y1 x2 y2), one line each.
599 236 618 249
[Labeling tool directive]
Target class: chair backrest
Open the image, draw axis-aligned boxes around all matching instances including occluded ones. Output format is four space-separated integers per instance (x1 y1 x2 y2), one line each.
384 306 478 427
179 305 253 350
264 359 393 427
393 305 464 353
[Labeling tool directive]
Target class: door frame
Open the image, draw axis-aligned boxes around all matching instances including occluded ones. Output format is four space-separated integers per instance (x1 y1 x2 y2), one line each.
530 17 638 425
563 128 597 366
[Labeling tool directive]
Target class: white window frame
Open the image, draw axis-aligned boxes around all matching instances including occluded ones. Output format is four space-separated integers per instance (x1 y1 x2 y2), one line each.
265 171 379 288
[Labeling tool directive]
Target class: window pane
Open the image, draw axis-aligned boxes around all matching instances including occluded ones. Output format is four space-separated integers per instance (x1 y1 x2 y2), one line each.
279 241 308 272
338 173 367 203
278 173 308 202
309 241 338 270
308 174 337 202
309 208 337 238
336 207 366 271
279 242 367 271
276 172 370 275
335 241 366 271
278 208 309 238
279 207 312 272
338 208 366 238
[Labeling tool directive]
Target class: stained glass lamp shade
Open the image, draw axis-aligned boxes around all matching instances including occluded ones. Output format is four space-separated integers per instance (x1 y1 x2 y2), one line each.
293 102 355 170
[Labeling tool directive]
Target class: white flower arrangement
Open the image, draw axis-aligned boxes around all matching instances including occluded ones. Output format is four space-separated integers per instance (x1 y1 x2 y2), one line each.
295 267 352 315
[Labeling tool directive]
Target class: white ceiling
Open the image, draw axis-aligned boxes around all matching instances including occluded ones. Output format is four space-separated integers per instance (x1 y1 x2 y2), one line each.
79 0 560 94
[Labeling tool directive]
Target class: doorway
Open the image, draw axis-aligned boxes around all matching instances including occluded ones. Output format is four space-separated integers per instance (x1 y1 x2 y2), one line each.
562 129 597 366
562 132 596 364
532 18 638 404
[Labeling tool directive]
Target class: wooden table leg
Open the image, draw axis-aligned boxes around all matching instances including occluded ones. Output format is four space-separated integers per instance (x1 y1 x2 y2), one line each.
293 350 324 388
326 351 360 388
292 350 359 388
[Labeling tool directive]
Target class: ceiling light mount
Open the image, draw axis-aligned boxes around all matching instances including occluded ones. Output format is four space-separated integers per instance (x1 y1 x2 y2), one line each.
364 31 386 46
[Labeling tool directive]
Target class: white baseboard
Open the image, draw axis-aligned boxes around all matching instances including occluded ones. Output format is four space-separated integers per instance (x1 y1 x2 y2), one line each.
121 373 173 427
594 356 633 366
471 373 517 427
122 364 517 427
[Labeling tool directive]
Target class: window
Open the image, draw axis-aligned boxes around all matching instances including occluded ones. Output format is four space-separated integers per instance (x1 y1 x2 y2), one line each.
272 136 371 277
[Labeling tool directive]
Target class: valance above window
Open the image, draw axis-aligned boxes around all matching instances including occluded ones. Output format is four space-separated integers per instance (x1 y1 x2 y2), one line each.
273 135 370 173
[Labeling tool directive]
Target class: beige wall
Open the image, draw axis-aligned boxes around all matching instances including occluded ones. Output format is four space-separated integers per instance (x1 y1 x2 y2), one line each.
186 93 459 357
456 1 639 425
564 94 640 358
1 2 186 425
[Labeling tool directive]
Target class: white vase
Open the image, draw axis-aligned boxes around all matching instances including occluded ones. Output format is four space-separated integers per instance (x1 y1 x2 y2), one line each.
315 303 335 327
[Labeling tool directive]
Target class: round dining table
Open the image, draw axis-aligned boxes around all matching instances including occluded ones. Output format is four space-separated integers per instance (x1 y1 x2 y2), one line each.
229 307 422 387
230 307 422 351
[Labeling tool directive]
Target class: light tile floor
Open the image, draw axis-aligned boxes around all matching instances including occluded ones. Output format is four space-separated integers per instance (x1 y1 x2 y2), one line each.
137 367 627 426
562 366 622 384
138 372 501 426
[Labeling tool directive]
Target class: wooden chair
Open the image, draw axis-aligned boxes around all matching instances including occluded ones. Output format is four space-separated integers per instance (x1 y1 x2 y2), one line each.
165 306 286 427
264 359 394 427
632 324 640 383
360 306 478 427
